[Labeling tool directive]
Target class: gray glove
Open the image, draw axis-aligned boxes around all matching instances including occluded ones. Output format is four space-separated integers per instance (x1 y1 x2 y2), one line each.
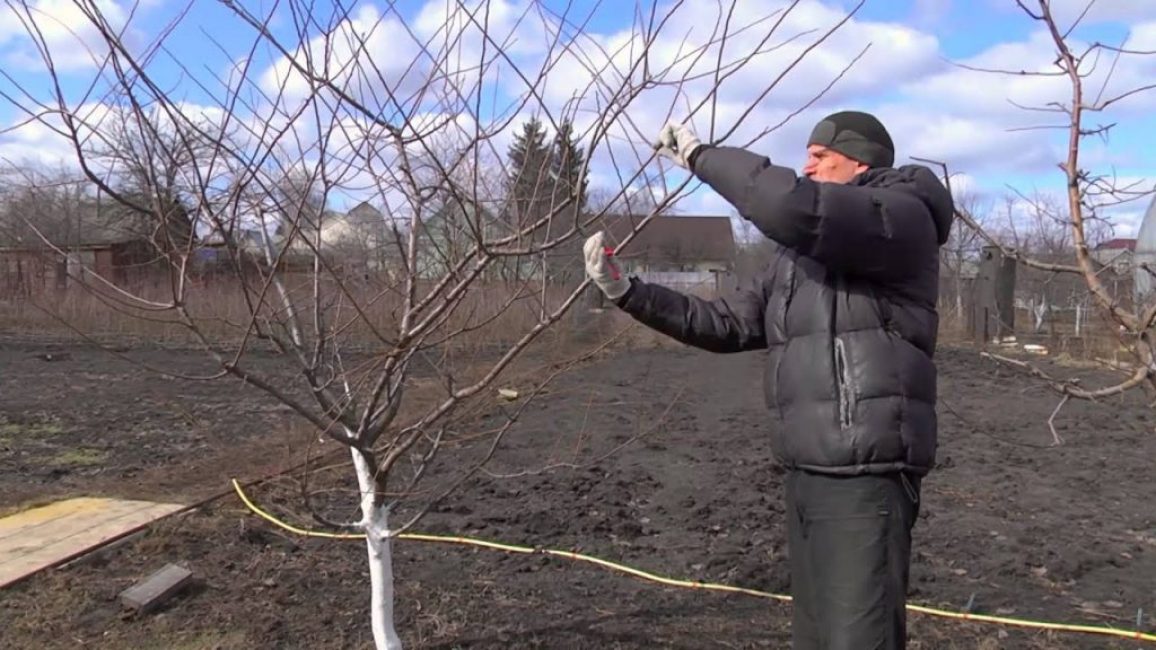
583 231 630 300
653 121 702 170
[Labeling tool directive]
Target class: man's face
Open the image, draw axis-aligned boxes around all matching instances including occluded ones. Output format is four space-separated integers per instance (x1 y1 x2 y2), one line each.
803 144 868 184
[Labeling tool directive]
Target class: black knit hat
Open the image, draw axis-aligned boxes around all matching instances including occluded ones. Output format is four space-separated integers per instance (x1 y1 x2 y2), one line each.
807 110 894 169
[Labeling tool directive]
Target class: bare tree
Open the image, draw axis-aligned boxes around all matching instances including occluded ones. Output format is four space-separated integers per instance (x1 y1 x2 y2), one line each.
86 104 227 255
924 0 1156 434
938 189 987 323
0 0 867 647
990 192 1078 333
0 165 97 248
0 163 167 297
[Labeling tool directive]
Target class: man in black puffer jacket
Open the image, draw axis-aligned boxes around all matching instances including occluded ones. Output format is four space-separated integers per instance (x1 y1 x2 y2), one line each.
582 111 954 649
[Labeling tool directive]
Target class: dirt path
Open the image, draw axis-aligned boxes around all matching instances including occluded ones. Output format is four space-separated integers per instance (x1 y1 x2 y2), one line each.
2 340 1155 648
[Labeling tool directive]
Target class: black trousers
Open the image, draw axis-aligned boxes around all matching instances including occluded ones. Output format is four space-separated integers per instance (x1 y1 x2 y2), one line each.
785 470 922 650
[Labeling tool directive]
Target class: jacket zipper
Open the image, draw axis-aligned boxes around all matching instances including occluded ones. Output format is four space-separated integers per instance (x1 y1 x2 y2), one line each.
834 336 853 429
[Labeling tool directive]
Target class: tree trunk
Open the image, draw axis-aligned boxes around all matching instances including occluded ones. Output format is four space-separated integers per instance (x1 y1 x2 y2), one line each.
353 449 404 650
954 260 964 321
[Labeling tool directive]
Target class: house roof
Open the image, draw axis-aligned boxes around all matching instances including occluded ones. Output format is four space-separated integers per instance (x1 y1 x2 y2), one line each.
201 226 268 250
0 204 150 250
346 201 384 222
1097 238 1136 250
600 214 736 263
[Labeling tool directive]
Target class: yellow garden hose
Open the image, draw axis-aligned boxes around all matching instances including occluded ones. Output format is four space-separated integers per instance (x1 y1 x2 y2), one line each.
230 479 1156 643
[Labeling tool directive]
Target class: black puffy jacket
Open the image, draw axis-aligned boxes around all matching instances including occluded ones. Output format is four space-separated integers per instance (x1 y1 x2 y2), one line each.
615 146 954 476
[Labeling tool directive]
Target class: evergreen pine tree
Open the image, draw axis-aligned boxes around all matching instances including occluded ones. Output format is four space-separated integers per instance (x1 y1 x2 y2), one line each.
505 116 552 230
551 119 587 224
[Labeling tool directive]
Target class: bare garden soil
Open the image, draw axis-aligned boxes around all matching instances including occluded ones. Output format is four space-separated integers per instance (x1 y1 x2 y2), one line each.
2 334 1156 649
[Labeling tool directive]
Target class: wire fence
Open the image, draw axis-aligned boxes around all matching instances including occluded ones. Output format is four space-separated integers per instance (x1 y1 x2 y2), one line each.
938 250 1134 362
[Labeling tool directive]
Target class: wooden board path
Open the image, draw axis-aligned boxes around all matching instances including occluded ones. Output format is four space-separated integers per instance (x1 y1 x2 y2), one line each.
0 497 184 588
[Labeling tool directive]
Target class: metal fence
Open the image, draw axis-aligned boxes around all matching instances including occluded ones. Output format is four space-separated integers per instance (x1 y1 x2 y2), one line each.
941 246 1131 359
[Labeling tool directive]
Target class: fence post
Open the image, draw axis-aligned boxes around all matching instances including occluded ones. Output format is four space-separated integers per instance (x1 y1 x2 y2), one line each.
969 245 1017 343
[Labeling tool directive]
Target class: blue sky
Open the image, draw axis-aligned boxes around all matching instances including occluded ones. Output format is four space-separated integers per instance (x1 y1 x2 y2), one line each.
0 0 1153 236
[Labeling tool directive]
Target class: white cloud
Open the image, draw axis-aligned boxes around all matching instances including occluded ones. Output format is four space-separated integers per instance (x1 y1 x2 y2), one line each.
0 0 129 72
258 4 428 111
415 0 545 59
1129 21 1156 49
848 14 1156 183
0 0 1151 233
883 110 1060 172
900 19 1156 122
0 113 70 160
0 101 118 171
255 0 557 125
218 0 1110 219
940 171 981 198
535 0 940 126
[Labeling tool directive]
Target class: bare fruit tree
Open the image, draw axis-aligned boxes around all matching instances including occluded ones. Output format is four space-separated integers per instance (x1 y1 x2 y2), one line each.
938 189 988 325
925 0 1156 431
0 0 866 647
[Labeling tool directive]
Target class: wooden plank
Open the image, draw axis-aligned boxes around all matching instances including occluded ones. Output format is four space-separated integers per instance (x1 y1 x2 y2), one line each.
1 507 166 573
0 500 174 558
119 563 194 613
0 498 110 539
0 502 118 555
0 498 183 589
0 498 173 540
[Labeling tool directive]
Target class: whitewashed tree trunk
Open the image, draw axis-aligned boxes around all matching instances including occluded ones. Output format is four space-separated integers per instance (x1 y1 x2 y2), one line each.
353 448 403 650
1033 297 1048 332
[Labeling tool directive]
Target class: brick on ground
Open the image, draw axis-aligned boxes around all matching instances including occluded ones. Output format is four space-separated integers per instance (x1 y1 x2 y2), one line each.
118 563 194 614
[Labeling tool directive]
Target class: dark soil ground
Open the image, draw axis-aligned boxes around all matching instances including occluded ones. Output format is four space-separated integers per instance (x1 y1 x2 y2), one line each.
2 335 1156 649
0 336 308 514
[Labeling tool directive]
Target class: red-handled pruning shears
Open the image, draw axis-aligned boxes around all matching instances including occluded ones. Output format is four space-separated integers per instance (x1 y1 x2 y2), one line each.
604 245 621 281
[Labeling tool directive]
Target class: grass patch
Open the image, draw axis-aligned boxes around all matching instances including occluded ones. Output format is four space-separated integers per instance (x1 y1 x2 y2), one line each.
0 421 66 439
52 448 108 466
